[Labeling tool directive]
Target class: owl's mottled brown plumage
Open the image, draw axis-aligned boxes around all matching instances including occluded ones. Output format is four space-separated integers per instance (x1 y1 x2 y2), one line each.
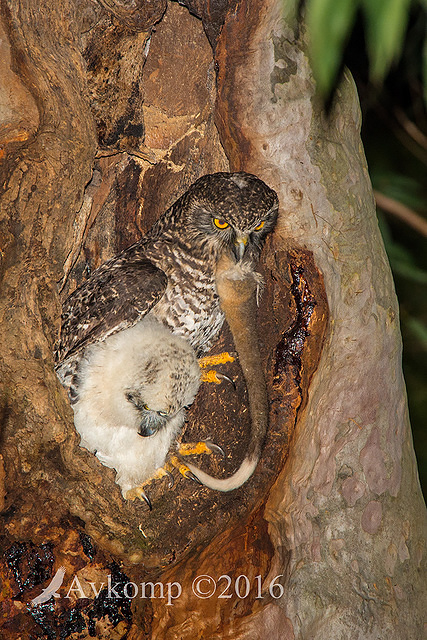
55 172 278 401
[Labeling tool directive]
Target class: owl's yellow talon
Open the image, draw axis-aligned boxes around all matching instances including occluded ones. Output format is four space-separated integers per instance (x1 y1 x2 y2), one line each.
169 455 193 479
125 466 171 504
126 443 225 499
178 440 225 459
198 352 235 368
125 486 152 509
201 369 223 384
154 467 170 480
179 441 214 456
199 352 235 385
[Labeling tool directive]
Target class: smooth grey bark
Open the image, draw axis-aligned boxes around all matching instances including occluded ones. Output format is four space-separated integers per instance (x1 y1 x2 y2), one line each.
214 0 427 637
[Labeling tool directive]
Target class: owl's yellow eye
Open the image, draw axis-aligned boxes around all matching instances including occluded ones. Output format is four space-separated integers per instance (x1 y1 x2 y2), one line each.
254 220 265 231
213 218 229 229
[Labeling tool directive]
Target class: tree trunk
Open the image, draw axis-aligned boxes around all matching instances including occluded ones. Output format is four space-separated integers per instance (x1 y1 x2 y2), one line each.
1 0 425 638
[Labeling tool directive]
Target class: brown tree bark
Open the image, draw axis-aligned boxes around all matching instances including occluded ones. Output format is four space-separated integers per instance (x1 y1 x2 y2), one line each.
0 0 425 638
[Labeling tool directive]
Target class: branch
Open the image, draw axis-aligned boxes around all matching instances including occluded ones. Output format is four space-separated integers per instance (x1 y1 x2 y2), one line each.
394 108 427 151
374 190 427 238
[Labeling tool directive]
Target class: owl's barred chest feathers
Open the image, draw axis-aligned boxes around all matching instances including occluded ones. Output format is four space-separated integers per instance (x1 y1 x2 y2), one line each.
145 239 224 355
55 171 279 398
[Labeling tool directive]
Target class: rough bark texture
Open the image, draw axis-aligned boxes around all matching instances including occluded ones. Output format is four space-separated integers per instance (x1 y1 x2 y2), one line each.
0 0 425 638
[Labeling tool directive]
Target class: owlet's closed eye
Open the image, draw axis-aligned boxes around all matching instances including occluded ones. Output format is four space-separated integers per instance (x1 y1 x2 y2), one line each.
125 391 146 412
125 389 173 437
126 390 165 418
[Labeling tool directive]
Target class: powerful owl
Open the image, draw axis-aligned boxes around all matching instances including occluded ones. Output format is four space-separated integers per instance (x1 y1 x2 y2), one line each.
55 172 279 492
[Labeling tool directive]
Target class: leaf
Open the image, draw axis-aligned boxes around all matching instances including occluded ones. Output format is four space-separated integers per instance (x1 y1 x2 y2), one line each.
373 172 426 212
377 213 427 283
361 0 412 82
305 0 359 95
392 258 427 284
406 316 427 350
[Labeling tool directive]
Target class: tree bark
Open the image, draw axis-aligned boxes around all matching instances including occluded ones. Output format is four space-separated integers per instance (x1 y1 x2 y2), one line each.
0 0 425 638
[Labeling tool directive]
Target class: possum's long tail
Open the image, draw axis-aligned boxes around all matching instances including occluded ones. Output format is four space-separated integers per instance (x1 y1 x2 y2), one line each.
186 453 261 492
186 257 268 492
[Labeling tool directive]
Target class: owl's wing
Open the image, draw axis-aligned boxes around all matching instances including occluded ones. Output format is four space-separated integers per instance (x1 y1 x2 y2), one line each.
55 250 168 365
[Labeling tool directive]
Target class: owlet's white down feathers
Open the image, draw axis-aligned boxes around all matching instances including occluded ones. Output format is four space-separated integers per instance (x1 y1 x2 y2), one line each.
72 317 200 495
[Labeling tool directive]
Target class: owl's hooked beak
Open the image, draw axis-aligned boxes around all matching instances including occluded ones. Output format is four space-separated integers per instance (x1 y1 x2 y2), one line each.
233 233 249 262
138 412 167 437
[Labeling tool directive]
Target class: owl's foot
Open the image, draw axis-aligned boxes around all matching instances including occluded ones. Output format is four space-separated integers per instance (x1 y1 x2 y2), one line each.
173 440 225 483
124 442 224 506
167 455 202 484
199 352 235 386
178 440 225 458
125 466 174 507
125 486 153 509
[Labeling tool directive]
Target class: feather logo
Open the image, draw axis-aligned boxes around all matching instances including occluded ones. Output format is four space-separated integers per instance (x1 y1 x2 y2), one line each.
30 566 66 606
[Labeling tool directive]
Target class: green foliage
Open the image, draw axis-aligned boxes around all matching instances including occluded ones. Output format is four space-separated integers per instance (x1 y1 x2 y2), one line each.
378 214 427 285
424 18 427 104
305 0 358 95
304 0 426 98
361 0 412 82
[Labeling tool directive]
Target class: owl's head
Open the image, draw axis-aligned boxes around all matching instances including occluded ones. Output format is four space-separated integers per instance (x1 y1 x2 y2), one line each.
123 323 201 438
176 172 279 263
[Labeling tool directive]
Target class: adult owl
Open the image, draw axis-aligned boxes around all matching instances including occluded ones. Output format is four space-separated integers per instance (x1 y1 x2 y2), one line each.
55 171 279 492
